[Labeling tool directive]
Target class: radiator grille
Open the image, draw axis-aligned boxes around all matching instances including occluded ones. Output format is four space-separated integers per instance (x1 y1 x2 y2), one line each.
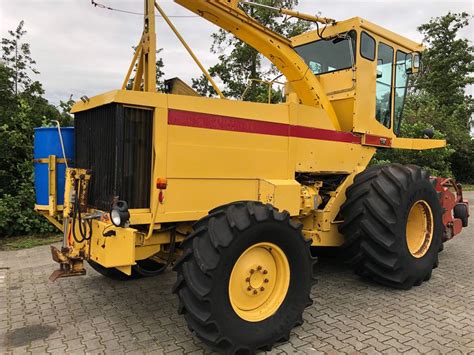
75 104 153 211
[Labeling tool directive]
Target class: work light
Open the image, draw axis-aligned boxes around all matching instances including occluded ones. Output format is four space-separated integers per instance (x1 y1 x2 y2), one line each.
110 201 130 228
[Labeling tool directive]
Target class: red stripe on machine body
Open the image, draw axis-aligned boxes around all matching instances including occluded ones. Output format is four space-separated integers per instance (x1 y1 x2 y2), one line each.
290 126 361 144
168 109 362 144
168 110 290 137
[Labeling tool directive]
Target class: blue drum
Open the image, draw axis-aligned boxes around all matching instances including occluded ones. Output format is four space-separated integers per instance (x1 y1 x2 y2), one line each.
34 127 74 206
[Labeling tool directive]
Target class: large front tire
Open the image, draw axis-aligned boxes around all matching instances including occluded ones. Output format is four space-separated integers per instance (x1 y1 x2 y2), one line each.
173 201 316 354
339 164 442 289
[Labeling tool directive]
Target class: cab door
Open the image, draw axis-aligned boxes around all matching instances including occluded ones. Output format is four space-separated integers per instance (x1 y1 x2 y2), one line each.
353 31 410 140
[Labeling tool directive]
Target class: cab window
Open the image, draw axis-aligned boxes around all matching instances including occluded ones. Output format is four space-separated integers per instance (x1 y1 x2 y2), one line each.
376 43 394 128
394 50 409 134
360 32 376 61
295 30 356 75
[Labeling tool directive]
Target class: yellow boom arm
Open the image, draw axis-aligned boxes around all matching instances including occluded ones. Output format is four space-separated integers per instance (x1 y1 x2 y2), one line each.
173 0 341 130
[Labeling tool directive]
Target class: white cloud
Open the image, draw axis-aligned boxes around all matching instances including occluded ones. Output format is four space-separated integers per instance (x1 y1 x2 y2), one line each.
0 0 472 104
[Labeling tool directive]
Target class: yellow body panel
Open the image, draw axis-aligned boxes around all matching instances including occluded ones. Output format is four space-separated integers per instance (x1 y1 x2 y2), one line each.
392 137 446 150
258 180 301 216
88 221 136 268
166 126 288 179
161 179 259 222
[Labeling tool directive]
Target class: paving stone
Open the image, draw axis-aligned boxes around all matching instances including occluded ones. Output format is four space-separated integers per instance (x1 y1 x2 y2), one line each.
1 193 473 354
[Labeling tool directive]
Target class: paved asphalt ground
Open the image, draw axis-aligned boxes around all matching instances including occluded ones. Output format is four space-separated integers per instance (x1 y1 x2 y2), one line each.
1 193 473 354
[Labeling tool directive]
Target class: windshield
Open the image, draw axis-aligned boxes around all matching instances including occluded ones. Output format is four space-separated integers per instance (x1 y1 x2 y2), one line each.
295 31 356 75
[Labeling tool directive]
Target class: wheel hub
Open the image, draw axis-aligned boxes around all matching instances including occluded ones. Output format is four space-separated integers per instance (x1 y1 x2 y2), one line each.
229 243 290 322
406 200 434 258
245 266 269 294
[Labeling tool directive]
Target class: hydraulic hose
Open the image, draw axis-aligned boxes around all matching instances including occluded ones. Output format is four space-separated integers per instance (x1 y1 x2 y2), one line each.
134 227 177 276
72 179 92 243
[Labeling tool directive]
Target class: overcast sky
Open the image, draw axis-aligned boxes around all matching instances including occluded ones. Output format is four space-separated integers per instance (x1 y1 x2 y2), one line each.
1 0 473 105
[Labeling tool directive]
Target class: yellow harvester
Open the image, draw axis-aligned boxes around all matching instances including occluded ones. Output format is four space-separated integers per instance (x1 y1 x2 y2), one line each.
36 1 469 353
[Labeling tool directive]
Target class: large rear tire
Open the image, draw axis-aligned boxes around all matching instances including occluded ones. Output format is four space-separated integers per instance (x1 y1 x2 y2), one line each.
339 164 442 289
173 201 316 354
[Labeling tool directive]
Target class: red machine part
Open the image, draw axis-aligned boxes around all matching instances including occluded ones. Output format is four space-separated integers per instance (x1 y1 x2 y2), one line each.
431 177 469 242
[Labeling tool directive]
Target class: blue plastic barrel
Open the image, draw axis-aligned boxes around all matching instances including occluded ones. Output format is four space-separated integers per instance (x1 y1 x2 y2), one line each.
34 127 74 206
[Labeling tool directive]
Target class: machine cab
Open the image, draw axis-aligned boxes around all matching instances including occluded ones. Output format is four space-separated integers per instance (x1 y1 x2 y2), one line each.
292 17 423 140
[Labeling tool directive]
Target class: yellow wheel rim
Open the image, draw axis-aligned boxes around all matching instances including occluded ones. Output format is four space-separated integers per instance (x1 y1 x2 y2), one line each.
228 242 290 322
406 200 434 258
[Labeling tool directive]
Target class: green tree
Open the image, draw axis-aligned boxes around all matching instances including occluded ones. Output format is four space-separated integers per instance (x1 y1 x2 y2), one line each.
416 13 474 113
0 21 70 237
192 0 312 102
1 20 39 96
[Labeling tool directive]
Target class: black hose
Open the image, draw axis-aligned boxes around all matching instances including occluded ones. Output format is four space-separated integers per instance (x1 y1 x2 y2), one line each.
316 21 329 41
133 227 177 277
72 179 92 243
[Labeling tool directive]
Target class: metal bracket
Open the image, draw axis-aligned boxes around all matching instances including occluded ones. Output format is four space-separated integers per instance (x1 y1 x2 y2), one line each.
49 245 86 282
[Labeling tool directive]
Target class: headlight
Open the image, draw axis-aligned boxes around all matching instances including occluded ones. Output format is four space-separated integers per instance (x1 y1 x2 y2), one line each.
110 201 130 227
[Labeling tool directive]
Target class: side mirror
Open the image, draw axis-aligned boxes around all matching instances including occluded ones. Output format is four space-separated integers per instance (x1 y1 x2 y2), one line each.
413 53 421 72
406 52 421 74
422 128 435 139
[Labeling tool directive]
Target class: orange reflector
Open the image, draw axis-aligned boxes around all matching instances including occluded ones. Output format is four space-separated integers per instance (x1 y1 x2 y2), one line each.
156 178 167 190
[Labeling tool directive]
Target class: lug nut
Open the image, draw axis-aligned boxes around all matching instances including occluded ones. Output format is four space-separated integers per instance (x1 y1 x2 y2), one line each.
253 290 258 295
263 270 268 275
250 269 255 274
247 286 252 291
264 279 269 283
260 287 265 291
245 277 250 282
257 266 262 271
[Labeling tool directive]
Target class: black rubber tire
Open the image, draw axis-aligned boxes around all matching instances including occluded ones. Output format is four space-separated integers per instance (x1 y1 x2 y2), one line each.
88 259 166 280
173 201 316 354
454 203 469 227
339 164 443 290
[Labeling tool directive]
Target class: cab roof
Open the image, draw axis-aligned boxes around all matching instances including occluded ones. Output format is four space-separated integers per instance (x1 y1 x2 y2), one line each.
291 17 424 52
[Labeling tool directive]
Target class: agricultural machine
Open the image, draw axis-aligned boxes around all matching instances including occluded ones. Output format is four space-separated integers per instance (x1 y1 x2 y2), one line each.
34 0 469 353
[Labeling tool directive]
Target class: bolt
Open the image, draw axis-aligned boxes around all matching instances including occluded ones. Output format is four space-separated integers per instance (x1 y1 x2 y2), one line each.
263 270 268 275
260 287 265 291
257 266 262 271
253 290 258 295
247 286 252 291
264 279 269 283
250 269 255 274
245 277 250 282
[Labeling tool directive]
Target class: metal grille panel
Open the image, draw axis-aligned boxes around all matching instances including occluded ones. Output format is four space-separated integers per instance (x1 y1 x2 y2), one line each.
75 104 153 211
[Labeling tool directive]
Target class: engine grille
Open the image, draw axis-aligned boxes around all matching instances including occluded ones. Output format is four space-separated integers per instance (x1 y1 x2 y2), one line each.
75 103 153 211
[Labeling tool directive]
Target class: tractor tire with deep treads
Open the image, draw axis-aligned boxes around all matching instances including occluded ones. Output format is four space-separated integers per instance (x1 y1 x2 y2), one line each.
173 201 316 354
339 164 443 290
454 203 469 227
